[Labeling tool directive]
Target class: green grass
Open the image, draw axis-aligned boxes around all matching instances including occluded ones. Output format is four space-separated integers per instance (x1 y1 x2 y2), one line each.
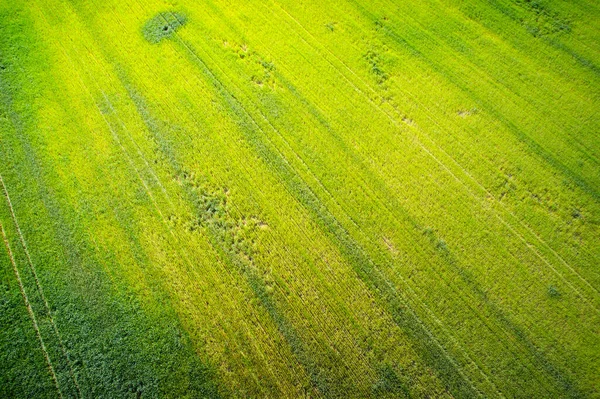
1 0 598 397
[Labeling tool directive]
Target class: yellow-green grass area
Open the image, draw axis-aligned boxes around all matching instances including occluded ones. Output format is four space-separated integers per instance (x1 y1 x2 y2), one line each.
0 0 598 397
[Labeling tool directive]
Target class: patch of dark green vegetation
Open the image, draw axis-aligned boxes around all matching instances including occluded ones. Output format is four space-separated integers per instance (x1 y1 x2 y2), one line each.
363 49 389 84
513 0 571 37
371 364 411 398
548 285 561 299
221 40 277 88
142 11 188 44
0 7 222 397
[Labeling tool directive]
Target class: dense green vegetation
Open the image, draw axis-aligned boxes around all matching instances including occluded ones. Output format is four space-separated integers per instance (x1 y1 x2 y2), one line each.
1 0 598 397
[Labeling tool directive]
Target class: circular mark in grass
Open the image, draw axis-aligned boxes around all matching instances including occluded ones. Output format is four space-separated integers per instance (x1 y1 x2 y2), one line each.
142 11 187 44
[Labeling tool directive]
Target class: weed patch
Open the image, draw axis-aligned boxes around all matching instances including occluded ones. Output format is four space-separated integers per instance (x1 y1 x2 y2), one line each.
142 12 188 44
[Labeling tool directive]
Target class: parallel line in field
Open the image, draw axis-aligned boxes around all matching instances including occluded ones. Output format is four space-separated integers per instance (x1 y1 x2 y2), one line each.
0 173 83 399
264 3 596 394
0 217 64 399
164 3 596 396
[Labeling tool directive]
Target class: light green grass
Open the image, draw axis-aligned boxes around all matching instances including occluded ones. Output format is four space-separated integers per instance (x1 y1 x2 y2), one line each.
1 0 598 397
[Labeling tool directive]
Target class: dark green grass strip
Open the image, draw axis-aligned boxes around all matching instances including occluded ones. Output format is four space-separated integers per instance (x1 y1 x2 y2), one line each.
164 26 480 398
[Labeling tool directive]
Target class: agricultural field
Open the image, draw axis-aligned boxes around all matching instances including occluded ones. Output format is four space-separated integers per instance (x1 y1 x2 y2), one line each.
0 0 599 397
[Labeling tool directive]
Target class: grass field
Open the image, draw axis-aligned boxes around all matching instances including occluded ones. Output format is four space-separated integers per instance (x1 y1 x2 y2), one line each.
1 0 599 397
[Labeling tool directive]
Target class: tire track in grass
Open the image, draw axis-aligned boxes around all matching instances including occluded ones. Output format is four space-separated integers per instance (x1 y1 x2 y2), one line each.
172 8 544 395
161 17 481 398
266 0 600 311
0 173 83 399
0 14 85 395
0 220 63 399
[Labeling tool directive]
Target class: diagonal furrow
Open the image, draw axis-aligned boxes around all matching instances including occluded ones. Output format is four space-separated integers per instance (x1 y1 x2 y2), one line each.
0 218 64 399
0 173 83 399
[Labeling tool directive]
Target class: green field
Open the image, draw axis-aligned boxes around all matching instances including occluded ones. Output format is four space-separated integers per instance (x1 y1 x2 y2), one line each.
1 0 599 397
